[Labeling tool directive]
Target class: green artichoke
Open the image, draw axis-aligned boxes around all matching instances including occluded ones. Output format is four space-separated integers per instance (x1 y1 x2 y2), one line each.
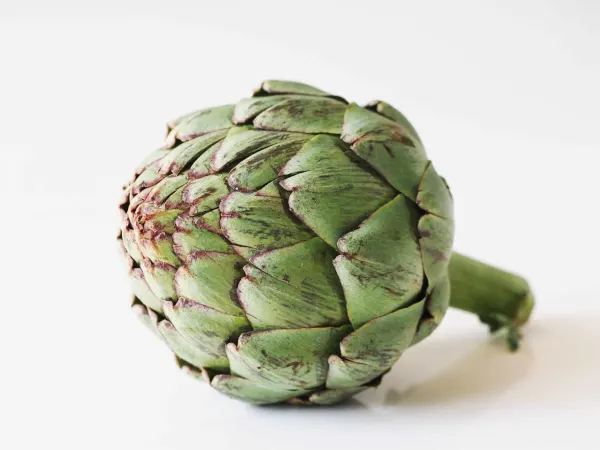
118 80 534 405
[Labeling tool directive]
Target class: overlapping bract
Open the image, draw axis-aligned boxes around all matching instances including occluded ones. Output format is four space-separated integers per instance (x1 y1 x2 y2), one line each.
118 80 454 405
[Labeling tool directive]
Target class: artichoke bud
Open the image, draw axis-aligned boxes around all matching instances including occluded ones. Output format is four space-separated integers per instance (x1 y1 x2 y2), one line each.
118 80 459 405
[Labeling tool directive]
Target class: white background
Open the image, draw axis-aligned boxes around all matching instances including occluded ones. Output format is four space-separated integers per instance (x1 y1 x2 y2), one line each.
1 1 599 449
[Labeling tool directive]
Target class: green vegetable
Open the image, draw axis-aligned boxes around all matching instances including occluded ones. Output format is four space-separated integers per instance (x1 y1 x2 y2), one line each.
118 80 534 405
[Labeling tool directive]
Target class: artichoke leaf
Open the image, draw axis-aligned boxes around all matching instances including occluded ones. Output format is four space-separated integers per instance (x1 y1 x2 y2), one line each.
226 326 351 390
418 213 454 286
166 105 234 145
254 97 346 134
365 100 422 145
340 300 424 366
174 251 246 316
326 301 424 388
416 161 453 220
162 298 251 371
411 275 451 345
211 375 309 405
158 130 227 175
121 228 142 264
227 138 309 192
194 208 222 233
351 137 428 201
172 214 231 260
334 195 424 328
306 386 370 405
280 135 396 248
237 264 347 330
188 141 222 179
326 355 388 389
130 268 163 313
131 162 164 195
234 95 334 124
132 300 163 340
158 319 229 371
220 183 314 250
140 258 177 302
212 128 309 172
146 174 188 206
137 232 181 267
182 173 230 215
255 80 333 96
342 103 420 147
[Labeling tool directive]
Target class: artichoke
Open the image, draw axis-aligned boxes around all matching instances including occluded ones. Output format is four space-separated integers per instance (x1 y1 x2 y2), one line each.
118 80 534 405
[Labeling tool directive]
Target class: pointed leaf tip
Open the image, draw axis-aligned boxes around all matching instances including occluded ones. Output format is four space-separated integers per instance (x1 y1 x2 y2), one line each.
256 80 331 97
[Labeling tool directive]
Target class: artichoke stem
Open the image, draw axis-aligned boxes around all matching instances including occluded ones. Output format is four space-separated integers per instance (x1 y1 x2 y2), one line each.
448 252 534 351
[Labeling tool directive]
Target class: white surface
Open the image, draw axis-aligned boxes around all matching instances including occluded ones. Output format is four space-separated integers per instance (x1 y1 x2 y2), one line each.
1 1 599 449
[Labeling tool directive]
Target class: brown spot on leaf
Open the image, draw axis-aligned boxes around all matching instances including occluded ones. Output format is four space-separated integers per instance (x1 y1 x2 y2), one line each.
220 212 241 219
419 229 432 238
426 247 449 264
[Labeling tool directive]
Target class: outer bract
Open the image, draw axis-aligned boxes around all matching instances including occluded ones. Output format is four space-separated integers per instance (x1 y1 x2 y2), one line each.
118 80 454 405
